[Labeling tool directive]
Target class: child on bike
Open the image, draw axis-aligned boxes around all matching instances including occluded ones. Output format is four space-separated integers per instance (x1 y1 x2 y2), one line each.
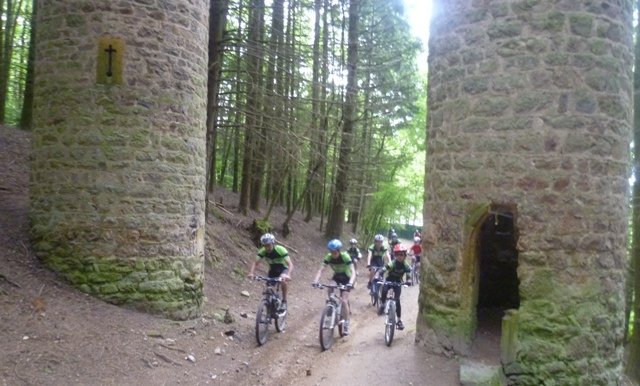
347 238 362 276
313 239 355 335
388 231 400 261
377 244 412 330
248 233 294 311
408 236 422 269
366 234 390 289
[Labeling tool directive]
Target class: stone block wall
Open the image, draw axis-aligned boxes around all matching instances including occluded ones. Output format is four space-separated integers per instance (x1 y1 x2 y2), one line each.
30 0 209 319
417 1 633 384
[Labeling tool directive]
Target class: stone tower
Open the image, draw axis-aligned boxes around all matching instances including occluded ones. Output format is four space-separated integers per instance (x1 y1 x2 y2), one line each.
30 1 209 319
418 1 632 384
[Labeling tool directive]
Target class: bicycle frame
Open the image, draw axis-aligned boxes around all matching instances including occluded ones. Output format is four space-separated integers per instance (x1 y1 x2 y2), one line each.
313 282 350 350
380 280 407 346
257 276 282 314
254 275 286 345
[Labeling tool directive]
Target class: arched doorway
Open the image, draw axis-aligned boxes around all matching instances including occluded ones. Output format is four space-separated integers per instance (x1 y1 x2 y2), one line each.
472 208 519 359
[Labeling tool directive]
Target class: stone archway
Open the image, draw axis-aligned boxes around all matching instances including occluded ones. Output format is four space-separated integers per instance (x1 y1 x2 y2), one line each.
474 206 519 360
458 203 519 355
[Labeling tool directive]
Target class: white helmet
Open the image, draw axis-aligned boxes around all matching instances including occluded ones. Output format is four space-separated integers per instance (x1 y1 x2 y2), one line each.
349 238 358 245
374 234 384 242
260 233 275 245
414 236 421 243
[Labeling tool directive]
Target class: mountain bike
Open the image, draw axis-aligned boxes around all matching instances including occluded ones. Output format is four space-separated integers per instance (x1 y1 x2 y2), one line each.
380 280 410 347
312 282 351 351
368 266 383 307
411 257 421 285
254 276 287 346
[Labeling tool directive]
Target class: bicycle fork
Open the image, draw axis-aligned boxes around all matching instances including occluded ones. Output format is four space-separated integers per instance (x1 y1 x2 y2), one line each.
324 303 343 329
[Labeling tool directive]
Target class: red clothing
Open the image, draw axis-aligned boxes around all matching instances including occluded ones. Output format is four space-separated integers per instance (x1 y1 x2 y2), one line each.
410 244 422 255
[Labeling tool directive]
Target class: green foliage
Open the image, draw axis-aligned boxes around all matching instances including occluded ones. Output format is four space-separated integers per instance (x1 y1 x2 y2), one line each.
3 1 33 126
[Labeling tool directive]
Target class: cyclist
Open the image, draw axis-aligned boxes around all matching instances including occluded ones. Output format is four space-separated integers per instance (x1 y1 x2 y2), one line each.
346 238 362 275
248 233 293 312
313 239 355 335
408 236 422 269
366 234 390 289
389 231 400 261
377 243 412 330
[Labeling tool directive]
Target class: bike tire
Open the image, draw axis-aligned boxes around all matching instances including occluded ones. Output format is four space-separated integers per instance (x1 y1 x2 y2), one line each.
275 301 287 333
337 307 345 337
319 305 335 351
385 301 396 346
370 282 379 307
413 263 420 285
255 300 270 346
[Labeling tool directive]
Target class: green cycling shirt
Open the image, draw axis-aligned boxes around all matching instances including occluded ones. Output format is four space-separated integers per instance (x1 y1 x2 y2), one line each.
383 259 411 281
257 245 289 268
323 252 353 277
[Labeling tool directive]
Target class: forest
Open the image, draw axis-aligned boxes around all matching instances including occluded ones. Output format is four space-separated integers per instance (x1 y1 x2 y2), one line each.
0 0 637 381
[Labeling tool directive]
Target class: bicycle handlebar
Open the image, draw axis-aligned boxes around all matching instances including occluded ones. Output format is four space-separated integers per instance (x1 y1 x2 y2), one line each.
312 282 352 291
254 275 283 283
374 280 412 287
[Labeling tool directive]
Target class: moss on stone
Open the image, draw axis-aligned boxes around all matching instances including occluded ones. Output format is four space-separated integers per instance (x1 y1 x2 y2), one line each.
569 14 593 37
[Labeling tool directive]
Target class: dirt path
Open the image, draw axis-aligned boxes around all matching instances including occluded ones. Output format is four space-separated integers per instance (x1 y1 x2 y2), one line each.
290 278 459 386
0 126 461 386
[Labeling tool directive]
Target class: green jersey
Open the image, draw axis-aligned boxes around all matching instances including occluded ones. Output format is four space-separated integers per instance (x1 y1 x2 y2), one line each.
383 259 411 281
323 252 353 277
257 245 289 268
368 244 387 266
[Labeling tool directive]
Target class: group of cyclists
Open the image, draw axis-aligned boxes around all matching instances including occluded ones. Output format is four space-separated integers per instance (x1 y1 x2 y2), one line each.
247 228 423 337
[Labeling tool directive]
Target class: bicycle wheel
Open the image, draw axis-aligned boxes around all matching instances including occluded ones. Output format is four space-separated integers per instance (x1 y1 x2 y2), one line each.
415 263 421 284
337 307 345 337
385 301 396 346
275 299 287 332
319 305 335 351
255 300 270 346
370 282 379 307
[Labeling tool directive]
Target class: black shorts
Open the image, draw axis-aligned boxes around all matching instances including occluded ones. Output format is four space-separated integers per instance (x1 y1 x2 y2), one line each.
268 265 288 279
414 255 421 263
332 272 351 286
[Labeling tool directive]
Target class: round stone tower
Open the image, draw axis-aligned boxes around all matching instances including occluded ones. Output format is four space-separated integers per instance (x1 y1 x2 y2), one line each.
418 1 632 384
30 1 209 319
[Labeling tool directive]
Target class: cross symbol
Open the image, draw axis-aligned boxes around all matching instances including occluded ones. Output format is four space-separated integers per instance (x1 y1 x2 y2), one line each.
104 44 117 77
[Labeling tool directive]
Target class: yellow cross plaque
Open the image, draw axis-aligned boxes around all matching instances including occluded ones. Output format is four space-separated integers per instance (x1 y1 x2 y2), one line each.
97 37 124 85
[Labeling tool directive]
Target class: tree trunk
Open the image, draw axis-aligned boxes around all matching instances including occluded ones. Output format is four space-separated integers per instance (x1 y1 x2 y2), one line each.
19 0 34 130
231 1 244 194
239 0 265 214
258 0 285 209
0 0 9 123
628 1 640 380
304 0 323 222
205 0 229 200
325 0 360 239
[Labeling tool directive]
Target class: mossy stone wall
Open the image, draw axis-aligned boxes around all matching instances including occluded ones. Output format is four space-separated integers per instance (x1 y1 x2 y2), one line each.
418 1 632 384
30 0 209 320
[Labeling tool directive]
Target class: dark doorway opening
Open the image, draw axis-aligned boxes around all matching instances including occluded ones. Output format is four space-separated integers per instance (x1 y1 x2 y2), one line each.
471 210 519 360
478 211 519 310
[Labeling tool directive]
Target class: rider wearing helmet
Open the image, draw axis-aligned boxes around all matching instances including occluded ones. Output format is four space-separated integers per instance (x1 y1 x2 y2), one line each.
389 232 400 261
347 238 362 275
366 234 390 289
248 233 294 311
409 236 422 265
377 243 412 330
313 239 355 335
